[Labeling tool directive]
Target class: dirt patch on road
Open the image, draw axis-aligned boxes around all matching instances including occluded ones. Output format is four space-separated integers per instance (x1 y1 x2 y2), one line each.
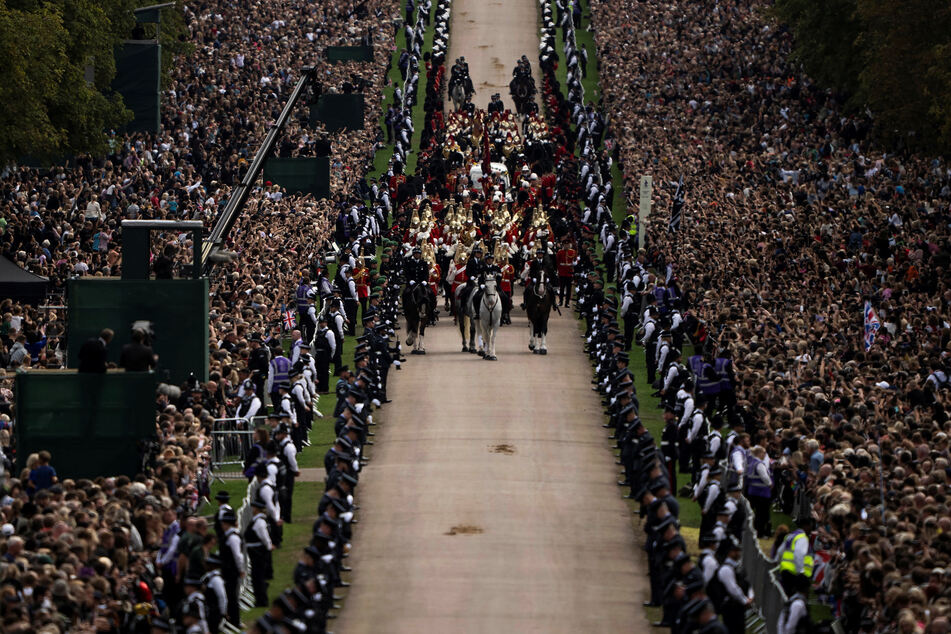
445 524 485 536
490 443 516 454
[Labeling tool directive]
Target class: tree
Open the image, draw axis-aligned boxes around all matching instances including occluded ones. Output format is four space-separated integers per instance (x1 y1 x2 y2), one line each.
0 0 144 164
0 3 69 164
774 0 951 155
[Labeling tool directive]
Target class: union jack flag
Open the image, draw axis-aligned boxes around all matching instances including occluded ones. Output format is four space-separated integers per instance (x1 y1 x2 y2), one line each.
282 305 296 331
864 300 880 351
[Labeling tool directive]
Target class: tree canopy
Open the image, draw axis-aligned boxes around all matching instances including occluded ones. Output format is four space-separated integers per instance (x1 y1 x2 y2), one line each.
774 0 951 155
0 0 188 165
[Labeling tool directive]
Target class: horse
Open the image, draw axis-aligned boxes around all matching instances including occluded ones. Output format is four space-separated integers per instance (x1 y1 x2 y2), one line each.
525 271 555 354
450 80 471 111
477 278 502 360
402 282 430 354
455 283 477 353
509 73 536 115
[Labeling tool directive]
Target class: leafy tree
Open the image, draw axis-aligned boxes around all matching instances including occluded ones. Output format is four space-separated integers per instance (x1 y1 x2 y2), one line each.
0 2 70 163
774 0 951 155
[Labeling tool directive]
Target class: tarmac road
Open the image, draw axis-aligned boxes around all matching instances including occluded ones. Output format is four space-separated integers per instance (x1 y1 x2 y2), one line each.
446 0 540 109
334 308 650 633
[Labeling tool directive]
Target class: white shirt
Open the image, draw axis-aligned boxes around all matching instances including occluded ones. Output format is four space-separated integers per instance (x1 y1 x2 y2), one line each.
778 594 808 634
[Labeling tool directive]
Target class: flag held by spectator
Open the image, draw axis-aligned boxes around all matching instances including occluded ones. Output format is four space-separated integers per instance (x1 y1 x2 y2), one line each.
668 175 684 233
864 300 880 351
282 305 296 331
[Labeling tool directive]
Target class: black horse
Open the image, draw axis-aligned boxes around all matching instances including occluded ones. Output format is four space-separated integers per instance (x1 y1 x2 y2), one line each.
509 73 536 115
402 282 431 354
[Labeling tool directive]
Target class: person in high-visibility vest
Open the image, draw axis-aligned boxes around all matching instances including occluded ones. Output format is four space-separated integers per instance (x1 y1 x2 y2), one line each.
776 516 815 594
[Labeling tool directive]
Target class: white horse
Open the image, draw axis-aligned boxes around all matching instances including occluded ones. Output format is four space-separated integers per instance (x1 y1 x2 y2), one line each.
477 278 502 360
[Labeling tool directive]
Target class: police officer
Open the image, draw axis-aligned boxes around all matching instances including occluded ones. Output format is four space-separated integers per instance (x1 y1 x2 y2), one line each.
775 516 815 594
248 333 270 398
713 536 752 633
202 554 227 634
275 423 300 522
296 275 316 342
212 490 233 541
217 510 244 626
246 499 274 607
312 315 335 393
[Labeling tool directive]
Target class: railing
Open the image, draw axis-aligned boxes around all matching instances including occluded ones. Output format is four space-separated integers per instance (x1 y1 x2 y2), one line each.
736 495 786 634
210 416 268 477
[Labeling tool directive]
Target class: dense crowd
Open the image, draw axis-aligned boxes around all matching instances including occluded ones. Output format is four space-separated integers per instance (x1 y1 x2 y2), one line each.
584 0 951 631
0 0 422 629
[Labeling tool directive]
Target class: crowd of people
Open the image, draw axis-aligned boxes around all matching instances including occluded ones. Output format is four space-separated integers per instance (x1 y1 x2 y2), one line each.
0 0 438 629
577 0 951 631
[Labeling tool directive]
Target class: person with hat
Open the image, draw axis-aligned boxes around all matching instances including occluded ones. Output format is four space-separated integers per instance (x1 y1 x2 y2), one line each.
181 576 208 633
257 453 283 546
697 465 724 539
312 315 336 393
248 333 270 398
711 536 752 633
274 423 300 522
180 594 208 634
327 298 347 373
555 238 578 310
246 498 274 607
289 365 312 451
202 554 227 634
218 509 244 627
686 396 710 480
778 573 811 634
236 367 264 425
212 490 233 541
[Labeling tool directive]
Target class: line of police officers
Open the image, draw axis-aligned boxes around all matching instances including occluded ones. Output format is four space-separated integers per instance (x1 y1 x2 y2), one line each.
536 17 812 627
154 275 405 634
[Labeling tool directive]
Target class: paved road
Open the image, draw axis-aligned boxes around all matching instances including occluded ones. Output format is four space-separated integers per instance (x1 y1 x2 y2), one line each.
446 0 540 109
334 309 649 633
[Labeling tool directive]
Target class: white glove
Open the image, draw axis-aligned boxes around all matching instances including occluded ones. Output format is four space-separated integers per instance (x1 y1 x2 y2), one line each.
341 511 354 522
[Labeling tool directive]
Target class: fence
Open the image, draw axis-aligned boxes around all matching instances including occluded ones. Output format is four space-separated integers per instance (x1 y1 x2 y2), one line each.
210 416 267 477
737 495 787 634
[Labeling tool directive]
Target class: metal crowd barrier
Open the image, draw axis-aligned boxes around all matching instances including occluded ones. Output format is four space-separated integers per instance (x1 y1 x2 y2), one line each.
737 495 786 634
210 416 268 477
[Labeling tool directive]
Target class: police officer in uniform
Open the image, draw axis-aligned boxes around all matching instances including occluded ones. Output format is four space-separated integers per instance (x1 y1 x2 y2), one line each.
202 554 227 634
217 510 244 626
713 536 752 633
248 333 270 398
312 316 335 393
246 499 274 607
275 423 300 522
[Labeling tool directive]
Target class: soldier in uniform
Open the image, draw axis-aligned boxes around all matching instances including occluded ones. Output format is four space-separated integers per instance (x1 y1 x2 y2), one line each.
352 260 370 324
555 237 577 306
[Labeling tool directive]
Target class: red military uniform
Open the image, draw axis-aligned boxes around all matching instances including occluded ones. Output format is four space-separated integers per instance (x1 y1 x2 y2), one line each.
353 265 370 300
499 262 515 294
428 263 441 298
556 246 577 279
